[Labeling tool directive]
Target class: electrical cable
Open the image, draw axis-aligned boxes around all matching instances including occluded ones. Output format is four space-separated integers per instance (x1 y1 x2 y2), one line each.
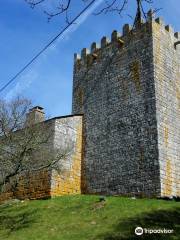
0 0 96 94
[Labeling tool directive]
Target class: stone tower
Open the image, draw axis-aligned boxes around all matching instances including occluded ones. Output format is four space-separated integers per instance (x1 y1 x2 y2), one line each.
72 10 180 197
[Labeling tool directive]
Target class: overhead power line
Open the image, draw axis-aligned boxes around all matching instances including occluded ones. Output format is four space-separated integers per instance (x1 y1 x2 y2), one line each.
0 0 96 94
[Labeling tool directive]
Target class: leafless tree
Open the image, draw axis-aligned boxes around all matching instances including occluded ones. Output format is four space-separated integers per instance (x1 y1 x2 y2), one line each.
0 96 73 193
24 0 156 24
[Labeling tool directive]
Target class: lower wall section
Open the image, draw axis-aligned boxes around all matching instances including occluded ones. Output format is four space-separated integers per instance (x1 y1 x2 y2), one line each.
51 169 81 196
15 170 51 200
0 187 13 203
0 170 51 203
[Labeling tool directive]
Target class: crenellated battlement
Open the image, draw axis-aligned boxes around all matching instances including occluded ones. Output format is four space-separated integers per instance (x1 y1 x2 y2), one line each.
74 9 180 71
155 17 179 38
154 17 180 50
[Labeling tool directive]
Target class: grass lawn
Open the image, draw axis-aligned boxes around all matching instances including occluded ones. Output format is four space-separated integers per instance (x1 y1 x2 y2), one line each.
0 195 179 240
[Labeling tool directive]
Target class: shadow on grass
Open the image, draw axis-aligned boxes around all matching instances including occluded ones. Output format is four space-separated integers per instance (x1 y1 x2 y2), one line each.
96 207 180 240
0 203 37 236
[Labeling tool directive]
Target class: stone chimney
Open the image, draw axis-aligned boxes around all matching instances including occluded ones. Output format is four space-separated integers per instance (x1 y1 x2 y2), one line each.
25 106 45 126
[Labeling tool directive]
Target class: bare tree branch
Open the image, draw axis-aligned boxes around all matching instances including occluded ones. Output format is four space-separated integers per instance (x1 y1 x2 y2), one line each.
25 0 74 23
0 96 74 194
94 0 128 16
24 0 157 24
25 0 45 9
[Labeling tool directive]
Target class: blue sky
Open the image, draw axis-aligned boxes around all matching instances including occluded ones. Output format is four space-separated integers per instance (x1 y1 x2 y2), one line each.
0 0 179 117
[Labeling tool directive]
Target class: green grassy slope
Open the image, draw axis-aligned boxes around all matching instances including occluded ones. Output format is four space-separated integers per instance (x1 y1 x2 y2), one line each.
0 195 179 240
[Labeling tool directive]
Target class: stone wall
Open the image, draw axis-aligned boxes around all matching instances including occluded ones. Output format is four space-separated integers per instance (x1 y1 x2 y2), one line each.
12 170 51 200
72 12 161 197
0 115 83 203
51 116 83 196
153 18 180 197
0 170 51 203
0 120 54 203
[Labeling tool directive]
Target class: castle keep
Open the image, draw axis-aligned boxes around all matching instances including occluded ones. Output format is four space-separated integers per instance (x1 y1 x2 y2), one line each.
72 10 180 197
0 10 179 202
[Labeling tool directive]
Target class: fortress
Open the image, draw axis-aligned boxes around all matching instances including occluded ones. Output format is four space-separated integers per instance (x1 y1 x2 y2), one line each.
0 10 180 202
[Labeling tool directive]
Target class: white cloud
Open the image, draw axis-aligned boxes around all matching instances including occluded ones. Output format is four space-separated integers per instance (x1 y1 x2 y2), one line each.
5 70 38 101
58 0 104 41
